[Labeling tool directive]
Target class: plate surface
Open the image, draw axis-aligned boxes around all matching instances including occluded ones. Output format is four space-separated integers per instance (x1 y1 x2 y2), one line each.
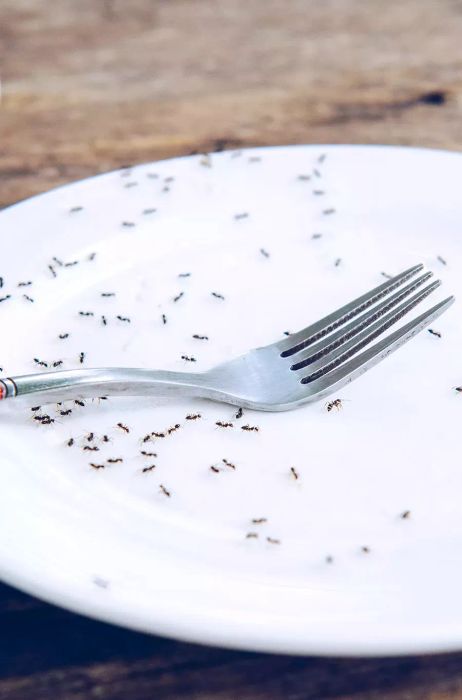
0 145 460 656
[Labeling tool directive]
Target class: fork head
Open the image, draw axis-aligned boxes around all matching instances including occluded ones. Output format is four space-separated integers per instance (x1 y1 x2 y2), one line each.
207 264 454 411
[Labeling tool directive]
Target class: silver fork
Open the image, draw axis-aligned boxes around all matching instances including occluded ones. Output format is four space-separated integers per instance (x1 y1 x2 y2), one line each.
0 264 454 411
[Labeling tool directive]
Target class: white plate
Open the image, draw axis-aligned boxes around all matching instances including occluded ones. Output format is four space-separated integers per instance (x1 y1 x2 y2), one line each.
0 145 461 657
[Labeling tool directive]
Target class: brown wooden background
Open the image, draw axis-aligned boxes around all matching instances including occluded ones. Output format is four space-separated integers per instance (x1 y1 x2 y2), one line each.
2 0 462 697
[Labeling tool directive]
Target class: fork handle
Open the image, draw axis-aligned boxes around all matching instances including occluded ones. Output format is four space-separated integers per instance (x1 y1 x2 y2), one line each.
0 368 214 406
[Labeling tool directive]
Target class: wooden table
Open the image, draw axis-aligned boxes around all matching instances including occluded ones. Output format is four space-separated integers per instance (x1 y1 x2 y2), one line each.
1 1 462 697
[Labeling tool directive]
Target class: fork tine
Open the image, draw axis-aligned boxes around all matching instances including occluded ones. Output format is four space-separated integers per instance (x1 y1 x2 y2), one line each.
279 263 424 357
289 271 433 370
300 280 441 382
301 295 455 390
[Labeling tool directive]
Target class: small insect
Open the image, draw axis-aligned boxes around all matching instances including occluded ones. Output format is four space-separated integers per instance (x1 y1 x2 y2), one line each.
235 407 243 419
124 182 138 188
60 409 72 416
117 423 130 433
79 352 85 364
437 255 447 265
18 281 32 287
251 518 267 524
90 463 105 470
323 208 336 215
142 465 156 473
290 467 299 480
297 174 311 181
312 233 322 239
164 176 175 183
428 328 442 338
186 413 201 420
167 424 181 434
31 406 41 412
173 291 184 302
361 546 371 554
326 399 342 412
454 386 462 393
101 315 107 326
318 153 327 163
266 537 280 545
216 421 233 428
400 510 411 519
107 458 123 463
34 358 48 368
88 252 97 261
86 432 95 442
52 256 63 267
147 172 158 179
234 212 249 220
159 484 171 497
102 435 110 443
74 399 85 406
67 438 74 447
58 333 70 339
48 265 57 278
53 360 63 368
141 450 157 457
334 258 342 267
141 433 152 443
260 248 270 258
40 417 55 425
326 555 334 564
211 292 225 300
162 314 167 325
152 431 166 438
83 446 99 452
69 206 83 213
248 156 261 162
246 532 258 538
210 465 220 473
381 272 392 279
116 315 131 323
192 334 208 340
222 458 235 470
0 294 12 302
143 208 157 215
313 168 322 178
178 272 191 278
92 576 109 589
241 424 259 432
181 355 196 362
101 292 115 297
33 415 50 422
64 261 78 268
122 221 135 227
313 190 325 195
79 311 94 317
22 295 34 303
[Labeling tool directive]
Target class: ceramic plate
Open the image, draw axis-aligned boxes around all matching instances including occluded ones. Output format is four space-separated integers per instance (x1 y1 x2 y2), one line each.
0 145 461 657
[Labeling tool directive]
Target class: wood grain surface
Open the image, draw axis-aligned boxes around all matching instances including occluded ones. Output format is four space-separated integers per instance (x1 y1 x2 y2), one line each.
2 1 462 698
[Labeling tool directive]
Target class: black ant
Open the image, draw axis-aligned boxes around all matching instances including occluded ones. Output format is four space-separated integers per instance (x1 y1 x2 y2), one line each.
192 334 208 340
234 213 249 220
79 352 85 364
40 417 55 425
31 406 41 412
162 314 167 324
116 315 130 323
290 467 299 480
141 433 152 443
260 248 270 258
101 292 115 297
74 399 85 407
90 463 105 470
83 446 99 451
186 413 201 420
34 358 48 367
326 399 342 412
216 421 233 428
211 292 225 300
141 450 157 457
48 265 57 278
361 546 371 554
222 459 235 470
159 484 171 497
167 424 180 434
122 221 135 227
60 409 72 416
251 518 267 524
152 431 166 438
18 281 32 287
178 272 191 278
86 432 95 442
64 261 78 267
173 292 184 302
401 510 411 519
66 438 74 447
88 252 96 261
241 424 259 432
69 206 83 213
210 465 220 473
437 255 447 265
246 532 258 539
266 537 280 545
323 208 336 215
107 458 123 463
53 361 63 368
102 435 110 443
79 311 94 317
143 208 157 215
142 465 156 473
428 329 442 338
235 407 243 419
181 355 196 362
117 423 130 433
23 294 34 303
59 333 70 339
101 315 107 326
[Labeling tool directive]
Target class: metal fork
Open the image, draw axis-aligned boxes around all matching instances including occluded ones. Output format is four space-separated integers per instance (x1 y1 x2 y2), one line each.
0 264 454 411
